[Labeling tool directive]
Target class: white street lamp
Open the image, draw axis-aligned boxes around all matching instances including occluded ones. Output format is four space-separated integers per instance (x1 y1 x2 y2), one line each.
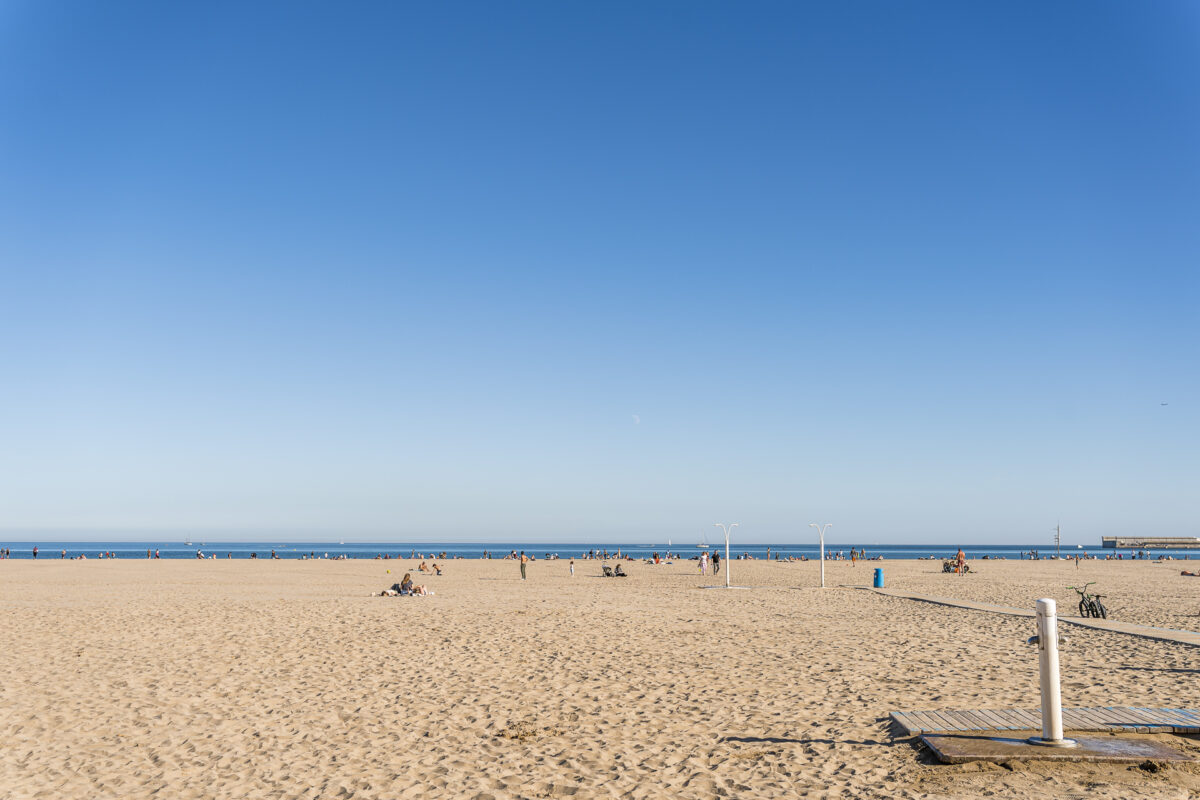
713 523 738 588
809 523 832 588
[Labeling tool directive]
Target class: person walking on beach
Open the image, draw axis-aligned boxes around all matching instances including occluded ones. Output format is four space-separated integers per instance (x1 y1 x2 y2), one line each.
520 551 528 580
712 550 720 575
569 557 575 577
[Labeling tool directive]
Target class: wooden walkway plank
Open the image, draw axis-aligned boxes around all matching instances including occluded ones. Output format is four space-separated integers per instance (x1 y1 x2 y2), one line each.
1087 707 1127 728
1110 706 1155 730
954 711 991 730
969 714 1008 734
888 706 1200 735
940 710 979 731
923 710 960 731
1154 707 1195 722
889 712 920 735
1136 708 1181 728
1078 707 1120 727
1080 714 1113 734
1143 708 1193 730
1170 708 1200 728
1103 706 1149 732
937 710 973 731
1059 708 1092 731
1123 707 1163 725
904 711 940 733
1008 708 1043 729
990 708 1020 728
1156 708 1200 728
917 711 951 732
976 708 1018 730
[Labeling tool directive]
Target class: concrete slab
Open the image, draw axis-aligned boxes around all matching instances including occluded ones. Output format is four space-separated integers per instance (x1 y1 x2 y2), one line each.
921 732 1196 765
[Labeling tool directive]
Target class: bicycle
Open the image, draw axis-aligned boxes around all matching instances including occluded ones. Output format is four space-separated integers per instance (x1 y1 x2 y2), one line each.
1067 582 1108 619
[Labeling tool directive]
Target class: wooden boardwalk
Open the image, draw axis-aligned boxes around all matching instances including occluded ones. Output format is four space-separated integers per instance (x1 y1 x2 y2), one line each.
890 707 1200 736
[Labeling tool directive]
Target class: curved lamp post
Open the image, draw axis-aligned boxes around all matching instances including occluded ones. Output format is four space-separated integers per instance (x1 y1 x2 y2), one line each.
809 523 832 588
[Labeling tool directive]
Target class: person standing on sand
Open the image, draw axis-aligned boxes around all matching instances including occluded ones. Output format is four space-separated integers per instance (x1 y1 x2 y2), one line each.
956 547 966 575
712 550 720 575
520 551 528 580
569 557 575 577
32 546 38 559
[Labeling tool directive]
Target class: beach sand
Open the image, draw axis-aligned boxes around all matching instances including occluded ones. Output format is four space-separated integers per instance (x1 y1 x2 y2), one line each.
2 557 1199 799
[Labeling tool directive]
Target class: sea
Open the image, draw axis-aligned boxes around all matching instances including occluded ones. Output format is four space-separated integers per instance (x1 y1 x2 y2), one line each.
0 541 1195 561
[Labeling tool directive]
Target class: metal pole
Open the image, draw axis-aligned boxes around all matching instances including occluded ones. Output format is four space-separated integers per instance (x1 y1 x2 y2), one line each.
809 523 831 588
1027 598 1076 747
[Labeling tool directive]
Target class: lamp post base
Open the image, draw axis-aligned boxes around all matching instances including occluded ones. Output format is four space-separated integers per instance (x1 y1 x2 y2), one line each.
1026 736 1078 748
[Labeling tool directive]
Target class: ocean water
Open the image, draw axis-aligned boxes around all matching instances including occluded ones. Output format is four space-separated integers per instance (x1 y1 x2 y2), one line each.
0 541 1194 561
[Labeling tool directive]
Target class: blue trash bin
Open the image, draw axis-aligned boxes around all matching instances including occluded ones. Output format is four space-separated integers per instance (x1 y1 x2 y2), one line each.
873 568 884 588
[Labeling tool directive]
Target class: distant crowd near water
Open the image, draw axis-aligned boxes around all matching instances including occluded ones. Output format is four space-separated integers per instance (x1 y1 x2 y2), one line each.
0 543 1193 562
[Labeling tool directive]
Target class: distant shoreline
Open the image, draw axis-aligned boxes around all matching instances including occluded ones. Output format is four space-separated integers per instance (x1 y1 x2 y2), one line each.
2 541 1194 561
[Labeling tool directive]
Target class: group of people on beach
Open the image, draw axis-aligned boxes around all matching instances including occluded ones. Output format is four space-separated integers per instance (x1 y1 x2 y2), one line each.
380 572 433 596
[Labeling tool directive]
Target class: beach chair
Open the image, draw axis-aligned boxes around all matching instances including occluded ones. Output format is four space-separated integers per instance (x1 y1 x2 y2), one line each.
602 565 615 578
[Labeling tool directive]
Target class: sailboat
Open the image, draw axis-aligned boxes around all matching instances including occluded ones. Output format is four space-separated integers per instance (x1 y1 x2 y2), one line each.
696 530 709 549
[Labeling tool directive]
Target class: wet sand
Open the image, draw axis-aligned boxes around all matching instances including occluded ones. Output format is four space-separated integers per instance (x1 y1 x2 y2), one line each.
2 557 1198 799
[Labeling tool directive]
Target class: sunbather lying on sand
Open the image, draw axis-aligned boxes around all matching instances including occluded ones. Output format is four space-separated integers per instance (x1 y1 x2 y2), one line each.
380 573 433 596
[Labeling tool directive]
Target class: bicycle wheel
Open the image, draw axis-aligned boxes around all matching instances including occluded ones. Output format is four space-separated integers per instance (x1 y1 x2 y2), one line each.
1095 602 1107 620
1079 600 1090 618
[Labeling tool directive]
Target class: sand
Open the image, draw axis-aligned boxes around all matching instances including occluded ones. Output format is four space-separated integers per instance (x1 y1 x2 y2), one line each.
2 556 1199 799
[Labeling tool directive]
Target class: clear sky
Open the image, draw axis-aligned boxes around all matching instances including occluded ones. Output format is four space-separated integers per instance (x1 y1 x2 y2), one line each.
1 2 1196 544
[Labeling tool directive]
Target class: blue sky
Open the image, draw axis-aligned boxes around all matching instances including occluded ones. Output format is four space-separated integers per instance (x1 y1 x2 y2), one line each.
1 2 1196 543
